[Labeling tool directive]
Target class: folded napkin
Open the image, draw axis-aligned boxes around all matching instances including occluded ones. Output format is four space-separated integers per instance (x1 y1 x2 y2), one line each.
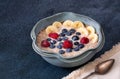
63 43 120 79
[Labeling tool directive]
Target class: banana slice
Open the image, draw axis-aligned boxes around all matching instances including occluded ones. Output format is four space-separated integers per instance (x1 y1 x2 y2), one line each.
45 25 58 34
86 26 95 35
88 34 98 43
52 21 62 29
73 21 84 29
63 20 73 27
77 27 88 36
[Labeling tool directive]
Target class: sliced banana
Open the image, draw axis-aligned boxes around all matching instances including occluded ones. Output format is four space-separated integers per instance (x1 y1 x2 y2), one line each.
86 26 95 35
45 25 58 34
63 20 73 27
77 27 88 36
73 21 84 29
88 34 98 43
52 21 62 29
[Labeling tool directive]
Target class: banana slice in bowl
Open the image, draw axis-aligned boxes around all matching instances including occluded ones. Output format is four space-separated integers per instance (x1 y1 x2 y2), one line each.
88 33 98 43
63 20 74 27
45 25 58 34
86 26 95 35
77 27 88 36
73 21 84 29
52 21 62 29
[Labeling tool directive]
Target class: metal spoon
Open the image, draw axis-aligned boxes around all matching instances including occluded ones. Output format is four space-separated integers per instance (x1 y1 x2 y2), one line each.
83 59 115 79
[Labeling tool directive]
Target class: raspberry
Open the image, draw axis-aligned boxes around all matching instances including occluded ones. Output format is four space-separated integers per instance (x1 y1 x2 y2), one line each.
63 40 73 49
80 37 89 44
48 33 59 39
41 40 50 47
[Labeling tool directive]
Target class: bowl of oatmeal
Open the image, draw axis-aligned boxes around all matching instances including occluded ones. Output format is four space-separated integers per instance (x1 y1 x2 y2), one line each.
31 12 105 67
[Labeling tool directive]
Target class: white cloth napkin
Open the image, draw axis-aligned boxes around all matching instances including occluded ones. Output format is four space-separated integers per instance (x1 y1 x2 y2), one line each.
63 43 120 79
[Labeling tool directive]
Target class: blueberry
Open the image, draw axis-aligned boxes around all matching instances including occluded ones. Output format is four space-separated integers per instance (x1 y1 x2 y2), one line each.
60 33 65 37
78 44 84 48
50 40 56 44
74 42 79 45
72 36 79 41
76 32 81 35
57 38 62 41
59 42 63 46
62 37 68 40
49 44 55 49
74 47 80 51
59 50 65 54
62 29 68 33
70 29 76 34
66 32 72 36
47 38 51 41
66 48 72 52
57 45 62 49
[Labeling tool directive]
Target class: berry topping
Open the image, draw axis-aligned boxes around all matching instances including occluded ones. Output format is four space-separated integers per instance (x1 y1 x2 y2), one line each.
78 44 84 48
57 38 62 41
48 32 59 39
57 45 62 49
62 29 68 33
72 36 79 41
49 44 55 49
59 42 63 46
69 29 76 34
66 31 72 36
63 40 73 49
60 33 65 37
46 38 51 41
66 48 72 52
76 32 81 35
50 40 56 44
62 37 68 40
41 40 50 47
59 50 65 54
74 47 80 51
74 42 79 45
80 37 89 44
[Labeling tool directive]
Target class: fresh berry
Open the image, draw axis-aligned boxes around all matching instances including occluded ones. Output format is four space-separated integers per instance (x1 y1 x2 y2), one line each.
49 44 55 49
66 48 72 52
78 44 84 48
60 33 65 37
62 29 68 33
62 37 68 40
57 38 62 41
63 40 73 49
80 37 89 44
41 40 50 47
57 45 62 49
50 40 56 44
72 36 79 41
48 32 59 39
46 38 51 41
66 32 72 36
69 29 76 34
74 47 80 51
74 42 79 45
59 50 65 54
59 42 63 46
76 32 81 35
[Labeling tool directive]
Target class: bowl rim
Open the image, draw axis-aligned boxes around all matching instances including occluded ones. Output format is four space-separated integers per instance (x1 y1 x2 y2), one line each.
30 12 103 59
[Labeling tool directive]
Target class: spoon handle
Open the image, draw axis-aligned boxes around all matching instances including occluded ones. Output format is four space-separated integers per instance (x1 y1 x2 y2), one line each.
82 72 95 79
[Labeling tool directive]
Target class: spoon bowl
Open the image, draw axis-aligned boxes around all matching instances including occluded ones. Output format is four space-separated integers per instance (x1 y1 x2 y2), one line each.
83 59 115 79
95 59 115 74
